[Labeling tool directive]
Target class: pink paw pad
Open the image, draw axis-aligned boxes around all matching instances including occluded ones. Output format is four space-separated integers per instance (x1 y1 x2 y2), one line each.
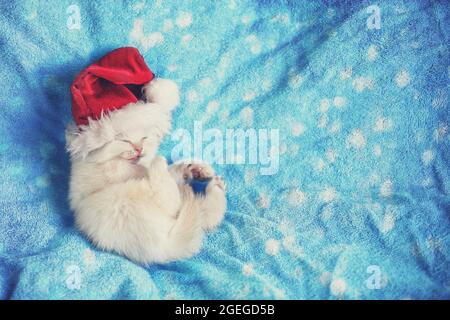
183 163 215 181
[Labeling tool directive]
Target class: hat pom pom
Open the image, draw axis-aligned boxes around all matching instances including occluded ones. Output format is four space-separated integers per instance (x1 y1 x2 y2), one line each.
143 78 180 111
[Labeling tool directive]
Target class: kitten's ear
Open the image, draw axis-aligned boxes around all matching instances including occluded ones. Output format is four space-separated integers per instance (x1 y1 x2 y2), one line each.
65 122 87 159
65 118 115 160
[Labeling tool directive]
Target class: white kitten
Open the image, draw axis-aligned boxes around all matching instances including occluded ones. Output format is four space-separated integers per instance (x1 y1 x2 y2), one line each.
66 78 227 264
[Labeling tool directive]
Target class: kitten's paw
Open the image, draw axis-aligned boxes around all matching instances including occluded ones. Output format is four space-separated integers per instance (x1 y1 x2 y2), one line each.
182 163 215 181
143 155 168 173
207 175 226 193
153 155 168 168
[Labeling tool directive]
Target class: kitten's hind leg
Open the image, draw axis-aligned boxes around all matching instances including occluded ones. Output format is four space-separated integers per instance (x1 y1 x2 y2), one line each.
199 175 227 231
163 184 204 261
168 161 215 185
168 161 227 230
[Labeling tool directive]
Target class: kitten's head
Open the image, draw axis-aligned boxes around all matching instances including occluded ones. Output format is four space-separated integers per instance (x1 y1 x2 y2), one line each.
66 101 171 165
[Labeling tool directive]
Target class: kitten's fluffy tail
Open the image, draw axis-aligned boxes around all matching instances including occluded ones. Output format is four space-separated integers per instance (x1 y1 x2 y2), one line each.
165 185 203 261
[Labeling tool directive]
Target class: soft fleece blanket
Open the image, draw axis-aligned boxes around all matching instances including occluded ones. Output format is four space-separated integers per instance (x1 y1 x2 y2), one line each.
0 0 449 299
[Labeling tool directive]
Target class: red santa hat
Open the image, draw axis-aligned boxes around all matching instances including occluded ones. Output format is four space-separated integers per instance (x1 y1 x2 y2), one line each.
70 47 154 126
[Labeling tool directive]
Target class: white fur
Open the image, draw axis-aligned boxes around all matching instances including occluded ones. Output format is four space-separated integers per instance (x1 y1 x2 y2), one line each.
66 78 227 264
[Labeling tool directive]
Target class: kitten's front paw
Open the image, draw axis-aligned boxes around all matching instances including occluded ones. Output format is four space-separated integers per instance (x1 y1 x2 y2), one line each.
153 155 168 168
143 155 167 172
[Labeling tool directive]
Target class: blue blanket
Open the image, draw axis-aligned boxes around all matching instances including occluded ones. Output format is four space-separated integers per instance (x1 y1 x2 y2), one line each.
1 0 449 299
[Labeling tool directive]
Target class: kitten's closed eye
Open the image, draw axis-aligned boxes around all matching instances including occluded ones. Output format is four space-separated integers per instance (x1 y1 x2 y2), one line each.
84 132 154 164
115 133 126 140
115 134 147 144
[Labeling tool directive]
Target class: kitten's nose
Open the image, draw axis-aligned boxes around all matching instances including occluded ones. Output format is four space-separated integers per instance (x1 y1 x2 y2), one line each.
132 144 143 155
